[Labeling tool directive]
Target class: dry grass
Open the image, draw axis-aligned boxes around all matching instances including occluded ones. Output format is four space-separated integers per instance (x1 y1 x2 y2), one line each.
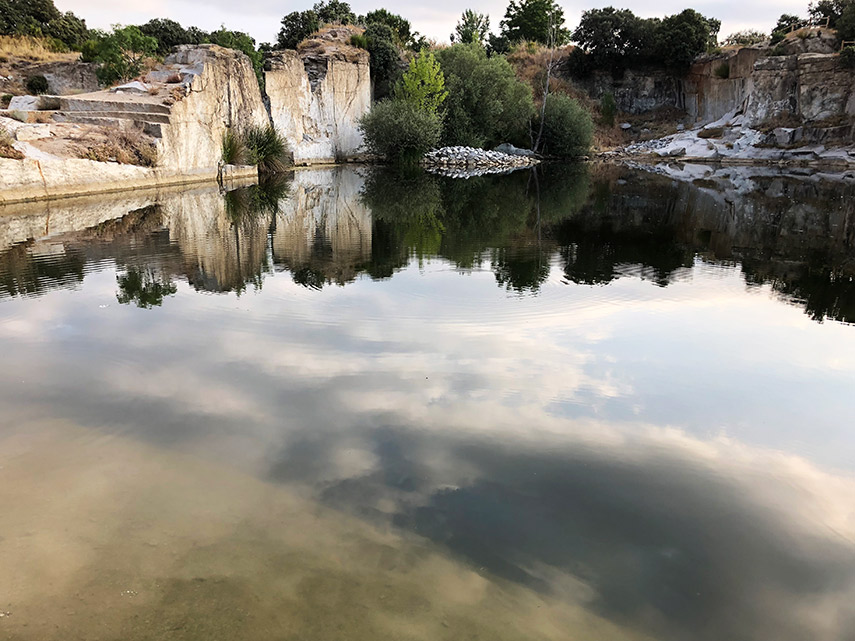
0 36 77 63
0 126 24 160
79 129 158 167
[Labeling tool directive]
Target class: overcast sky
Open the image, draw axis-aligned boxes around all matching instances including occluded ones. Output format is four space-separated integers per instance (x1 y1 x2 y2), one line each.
59 0 807 45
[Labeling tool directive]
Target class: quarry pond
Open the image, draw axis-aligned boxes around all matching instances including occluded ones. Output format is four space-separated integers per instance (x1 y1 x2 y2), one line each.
1 163 855 640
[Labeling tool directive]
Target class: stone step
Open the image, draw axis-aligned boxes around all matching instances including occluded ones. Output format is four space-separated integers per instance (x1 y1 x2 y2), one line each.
58 97 172 115
51 114 166 138
53 110 171 124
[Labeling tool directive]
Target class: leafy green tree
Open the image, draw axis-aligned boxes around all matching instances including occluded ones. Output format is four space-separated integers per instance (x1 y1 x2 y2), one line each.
138 18 205 54
91 25 158 85
47 11 88 48
771 14 803 44
572 7 657 69
362 9 412 45
809 0 851 27
365 22 402 99
359 99 442 162
435 43 534 148
536 93 593 157
838 3 855 40
655 9 720 69
452 10 490 44
396 50 447 114
277 10 320 49
500 0 569 45
314 0 355 24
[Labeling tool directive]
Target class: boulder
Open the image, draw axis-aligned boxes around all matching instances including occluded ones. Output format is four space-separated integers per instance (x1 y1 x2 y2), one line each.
8 95 41 111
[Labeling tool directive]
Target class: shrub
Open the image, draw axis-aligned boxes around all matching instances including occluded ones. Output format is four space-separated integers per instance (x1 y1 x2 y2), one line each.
435 43 534 148
842 46 855 68
221 128 246 165
0 94 11 108
89 26 157 86
25 74 49 94
714 62 730 79
838 3 855 41
536 94 593 157
349 33 368 48
359 99 442 162
0 126 25 160
243 124 291 173
600 92 616 127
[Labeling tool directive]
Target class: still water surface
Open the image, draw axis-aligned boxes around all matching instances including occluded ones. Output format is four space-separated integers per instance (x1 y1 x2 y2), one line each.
0 164 854 640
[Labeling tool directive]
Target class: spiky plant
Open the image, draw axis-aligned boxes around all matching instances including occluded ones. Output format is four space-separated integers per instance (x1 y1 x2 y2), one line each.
243 124 292 173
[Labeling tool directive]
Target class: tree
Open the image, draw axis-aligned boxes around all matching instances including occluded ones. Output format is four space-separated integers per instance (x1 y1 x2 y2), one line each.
277 10 319 49
359 99 442 162
314 0 355 25
362 9 412 45
364 22 401 99
771 14 803 44
809 0 851 27
46 11 88 48
91 25 158 85
435 43 534 148
655 9 720 69
500 0 569 45
536 94 593 157
452 10 490 44
572 8 657 69
138 18 200 55
396 50 447 114
838 3 855 40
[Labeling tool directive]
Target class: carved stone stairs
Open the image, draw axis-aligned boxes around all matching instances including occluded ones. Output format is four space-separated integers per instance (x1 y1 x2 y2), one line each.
52 95 172 138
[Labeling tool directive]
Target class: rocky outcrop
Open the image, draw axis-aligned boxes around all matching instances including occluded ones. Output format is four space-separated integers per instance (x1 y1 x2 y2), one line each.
157 45 270 171
572 67 680 115
265 41 371 165
745 53 855 127
683 49 762 124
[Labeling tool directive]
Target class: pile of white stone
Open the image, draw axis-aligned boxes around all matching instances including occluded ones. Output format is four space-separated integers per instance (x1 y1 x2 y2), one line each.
421 146 540 170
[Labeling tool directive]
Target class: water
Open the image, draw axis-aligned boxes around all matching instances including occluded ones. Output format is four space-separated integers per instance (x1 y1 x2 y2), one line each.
0 164 854 641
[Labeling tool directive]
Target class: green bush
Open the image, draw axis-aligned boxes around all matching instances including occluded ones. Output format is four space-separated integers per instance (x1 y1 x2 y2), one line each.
349 33 368 48
25 74 49 94
842 46 855 68
600 92 616 127
364 22 401 99
221 129 247 165
359 99 442 162
537 94 593 158
435 43 534 148
89 26 157 86
243 124 291 173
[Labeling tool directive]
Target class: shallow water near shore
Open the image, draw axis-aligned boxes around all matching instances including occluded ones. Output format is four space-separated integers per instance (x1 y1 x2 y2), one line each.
1 163 854 640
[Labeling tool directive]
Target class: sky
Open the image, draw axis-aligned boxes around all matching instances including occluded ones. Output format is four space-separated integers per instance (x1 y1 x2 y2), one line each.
60 0 808 46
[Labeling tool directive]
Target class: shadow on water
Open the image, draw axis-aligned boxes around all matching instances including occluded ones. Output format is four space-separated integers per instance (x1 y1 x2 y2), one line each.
0 163 854 321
